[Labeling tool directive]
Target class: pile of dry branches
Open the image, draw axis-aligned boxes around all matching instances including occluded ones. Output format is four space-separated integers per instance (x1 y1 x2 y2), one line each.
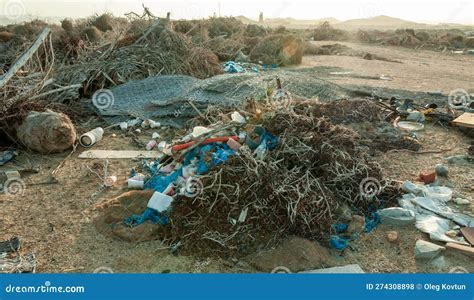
158 101 396 257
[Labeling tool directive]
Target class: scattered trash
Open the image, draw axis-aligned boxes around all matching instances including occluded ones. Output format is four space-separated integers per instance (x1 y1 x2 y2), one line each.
452 113 474 128
119 122 128 131
378 207 416 226
79 127 104 148
0 237 20 253
415 240 445 259
460 228 474 245
223 61 245 73
128 174 145 189
395 121 425 132
0 237 36 273
418 171 436 184
406 111 425 122
454 198 470 205
0 150 18 166
445 242 474 257
146 140 157 151
231 111 246 124
192 126 212 138
79 150 161 159
147 192 174 212
152 132 161 139
329 235 350 250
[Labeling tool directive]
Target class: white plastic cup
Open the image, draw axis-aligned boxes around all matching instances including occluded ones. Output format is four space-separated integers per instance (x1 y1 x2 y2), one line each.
79 127 104 147
128 178 144 189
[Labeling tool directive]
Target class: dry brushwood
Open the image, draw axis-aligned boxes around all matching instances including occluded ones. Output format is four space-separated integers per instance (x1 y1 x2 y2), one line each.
250 34 304 66
155 104 392 257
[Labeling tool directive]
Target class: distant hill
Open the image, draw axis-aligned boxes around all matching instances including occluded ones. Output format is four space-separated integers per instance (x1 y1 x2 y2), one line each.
235 15 340 29
335 15 424 29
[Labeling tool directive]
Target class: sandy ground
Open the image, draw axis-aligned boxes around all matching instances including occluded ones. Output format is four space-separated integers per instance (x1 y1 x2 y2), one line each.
1 42 473 274
303 41 474 94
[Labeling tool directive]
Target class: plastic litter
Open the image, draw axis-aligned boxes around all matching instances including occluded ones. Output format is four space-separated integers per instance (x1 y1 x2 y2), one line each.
329 235 349 250
192 126 212 138
378 207 416 225
415 240 445 259
146 140 157 151
79 127 104 148
231 111 246 124
147 192 174 212
119 122 128 131
0 150 18 166
223 61 245 73
396 121 424 132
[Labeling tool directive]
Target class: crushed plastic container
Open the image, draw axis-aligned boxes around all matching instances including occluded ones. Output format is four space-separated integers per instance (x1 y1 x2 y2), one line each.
147 192 174 212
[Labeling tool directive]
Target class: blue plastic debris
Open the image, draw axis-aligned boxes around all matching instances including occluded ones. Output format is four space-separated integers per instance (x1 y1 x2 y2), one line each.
364 212 380 233
330 212 380 250
223 61 245 73
144 168 182 192
124 208 169 227
332 223 349 234
330 235 350 250
0 150 18 166
125 129 278 227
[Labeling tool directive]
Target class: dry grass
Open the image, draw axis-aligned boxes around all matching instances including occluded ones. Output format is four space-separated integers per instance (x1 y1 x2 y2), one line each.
250 34 304 66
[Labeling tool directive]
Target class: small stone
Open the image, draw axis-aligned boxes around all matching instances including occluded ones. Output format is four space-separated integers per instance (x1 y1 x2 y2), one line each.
415 240 445 260
386 231 399 243
435 164 449 177
348 215 365 233
454 198 470 205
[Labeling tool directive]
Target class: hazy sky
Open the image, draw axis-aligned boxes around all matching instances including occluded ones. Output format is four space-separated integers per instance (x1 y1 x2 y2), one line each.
2 0 473 24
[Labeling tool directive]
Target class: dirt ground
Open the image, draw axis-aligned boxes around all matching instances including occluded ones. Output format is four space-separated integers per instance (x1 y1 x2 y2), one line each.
303 41 474 94
1 42 473 274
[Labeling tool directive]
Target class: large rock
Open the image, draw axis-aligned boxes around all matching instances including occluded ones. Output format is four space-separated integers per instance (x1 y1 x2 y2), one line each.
246 236 334 272
94 190 159 242
16 110 76 154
